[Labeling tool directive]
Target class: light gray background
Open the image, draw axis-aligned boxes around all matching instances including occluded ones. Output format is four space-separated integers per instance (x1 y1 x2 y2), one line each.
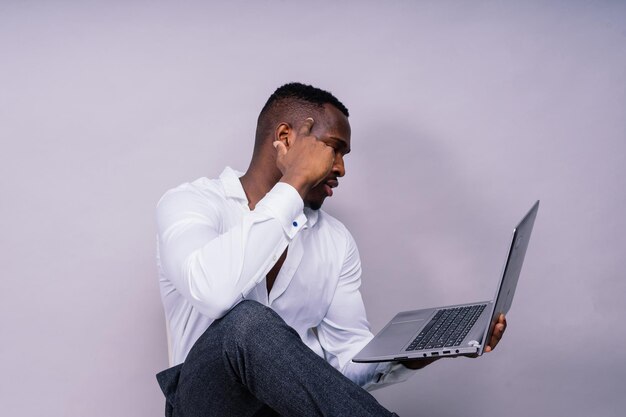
1 1 624 416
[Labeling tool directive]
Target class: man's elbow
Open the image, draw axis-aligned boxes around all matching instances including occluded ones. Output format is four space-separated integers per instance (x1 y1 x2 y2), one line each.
183 255 242 319
189 287 240 319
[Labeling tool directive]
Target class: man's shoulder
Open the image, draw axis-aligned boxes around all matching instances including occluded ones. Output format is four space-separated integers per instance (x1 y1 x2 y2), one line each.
158 167 246 205
156 176 225 210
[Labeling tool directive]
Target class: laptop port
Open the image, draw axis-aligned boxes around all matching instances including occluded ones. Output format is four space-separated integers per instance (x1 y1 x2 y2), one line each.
443 350 451 354
431 352 439 356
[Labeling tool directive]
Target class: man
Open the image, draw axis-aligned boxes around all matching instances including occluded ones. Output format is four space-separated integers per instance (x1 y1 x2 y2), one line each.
155 83 506 416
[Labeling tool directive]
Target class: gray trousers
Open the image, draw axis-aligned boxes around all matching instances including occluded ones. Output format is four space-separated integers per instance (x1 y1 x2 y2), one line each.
156 300 399 417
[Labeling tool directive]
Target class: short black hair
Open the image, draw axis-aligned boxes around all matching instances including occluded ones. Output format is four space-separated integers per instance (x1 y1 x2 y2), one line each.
260 82 349 118
254 82 349 147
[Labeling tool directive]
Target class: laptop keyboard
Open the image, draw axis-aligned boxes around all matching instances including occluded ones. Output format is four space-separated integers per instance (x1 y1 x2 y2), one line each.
405 304 487 351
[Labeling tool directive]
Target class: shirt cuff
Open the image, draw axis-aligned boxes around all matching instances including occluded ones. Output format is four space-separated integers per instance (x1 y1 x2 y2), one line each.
255 182 307 239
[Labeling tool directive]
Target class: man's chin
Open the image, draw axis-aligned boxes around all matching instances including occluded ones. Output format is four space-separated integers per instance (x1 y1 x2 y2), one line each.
304 187 330 211
304 196 326 211
305 200 323 211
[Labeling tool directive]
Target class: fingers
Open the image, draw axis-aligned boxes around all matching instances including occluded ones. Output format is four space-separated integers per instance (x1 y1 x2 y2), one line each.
273 141 288 174
273 140 288 158
493 315 506 337
283 117 314 152
493 323 505 339
275 117 333 191
486 320 506 352
298 117 315 138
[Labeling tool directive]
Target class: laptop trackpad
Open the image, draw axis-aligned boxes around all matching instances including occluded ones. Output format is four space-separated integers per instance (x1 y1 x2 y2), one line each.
373 320 424 351
387 319 424 335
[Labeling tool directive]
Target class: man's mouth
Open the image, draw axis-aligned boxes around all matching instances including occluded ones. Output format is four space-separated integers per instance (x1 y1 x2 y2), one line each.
323 179 338 197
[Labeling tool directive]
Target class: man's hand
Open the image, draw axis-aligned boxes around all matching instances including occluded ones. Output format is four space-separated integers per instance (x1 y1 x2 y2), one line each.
274 118 335 199
484 313 507 352
400 314 508 369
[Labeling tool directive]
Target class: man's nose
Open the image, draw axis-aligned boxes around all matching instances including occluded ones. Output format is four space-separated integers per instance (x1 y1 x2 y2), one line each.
332 153 345 177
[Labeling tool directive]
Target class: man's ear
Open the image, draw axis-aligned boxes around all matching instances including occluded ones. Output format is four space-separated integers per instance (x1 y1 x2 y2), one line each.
275 123 291 148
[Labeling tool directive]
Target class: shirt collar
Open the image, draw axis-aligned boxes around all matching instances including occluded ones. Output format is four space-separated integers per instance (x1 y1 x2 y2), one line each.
303 207 319 228
218 166 248 202
218 166 320 228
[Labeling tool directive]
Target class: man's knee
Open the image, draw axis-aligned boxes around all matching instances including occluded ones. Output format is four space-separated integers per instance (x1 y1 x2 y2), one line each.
220 300 290 346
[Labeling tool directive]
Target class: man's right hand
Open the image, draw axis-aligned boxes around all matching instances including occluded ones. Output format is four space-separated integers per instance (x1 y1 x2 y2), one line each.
274 117 335 199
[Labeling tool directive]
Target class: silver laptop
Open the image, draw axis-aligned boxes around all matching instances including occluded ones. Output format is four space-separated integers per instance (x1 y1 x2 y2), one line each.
353 201 539 363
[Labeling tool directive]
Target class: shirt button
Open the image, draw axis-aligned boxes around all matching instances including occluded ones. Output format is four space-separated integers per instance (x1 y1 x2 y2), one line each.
272 255 278 261
292 221 298 227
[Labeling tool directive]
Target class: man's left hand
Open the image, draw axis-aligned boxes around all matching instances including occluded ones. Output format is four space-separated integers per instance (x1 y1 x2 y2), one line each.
484 313 507 353
401 314 507 369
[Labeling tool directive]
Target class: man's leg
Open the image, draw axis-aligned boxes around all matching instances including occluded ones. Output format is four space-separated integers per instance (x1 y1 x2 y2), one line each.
158 300 398 417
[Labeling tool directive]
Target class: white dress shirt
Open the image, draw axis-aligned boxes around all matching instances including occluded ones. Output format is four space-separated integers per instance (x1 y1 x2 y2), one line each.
156 167 414 390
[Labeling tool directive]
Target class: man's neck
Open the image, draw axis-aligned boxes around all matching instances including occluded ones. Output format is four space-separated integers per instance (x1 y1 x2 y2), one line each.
239 165 281 210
